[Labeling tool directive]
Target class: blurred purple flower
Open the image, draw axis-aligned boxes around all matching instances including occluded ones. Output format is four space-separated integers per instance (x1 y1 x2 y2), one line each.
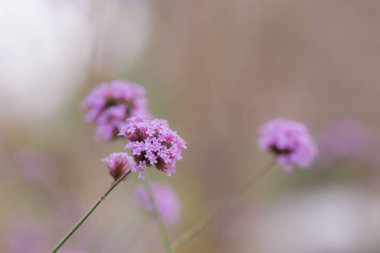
7 220 49 253
81 80 148 141
317 119 375 167
258 118 318 171
119 117 187 179
134 182 180 225
102 152 135 181
7 220 86 253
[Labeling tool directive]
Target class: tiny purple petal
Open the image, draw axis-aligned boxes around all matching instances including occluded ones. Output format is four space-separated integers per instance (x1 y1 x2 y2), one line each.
134 182 180 225
258 118 317 171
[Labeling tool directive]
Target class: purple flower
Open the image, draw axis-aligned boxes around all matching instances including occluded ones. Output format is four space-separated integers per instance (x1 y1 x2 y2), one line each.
119 117 187 179
258 118 317 171
7 220 87 253
134 182 180 225
81 80 148 141
102 153 135 180
7 220 49 253
317 119 375 167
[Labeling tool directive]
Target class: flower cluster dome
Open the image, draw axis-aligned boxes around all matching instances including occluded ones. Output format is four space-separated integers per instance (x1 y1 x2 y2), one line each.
102 152 135 181
81 80 148 141
258 118 317 171
120 117 187 179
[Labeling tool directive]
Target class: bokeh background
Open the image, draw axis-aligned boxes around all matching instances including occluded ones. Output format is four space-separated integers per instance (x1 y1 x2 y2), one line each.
1 0 380 252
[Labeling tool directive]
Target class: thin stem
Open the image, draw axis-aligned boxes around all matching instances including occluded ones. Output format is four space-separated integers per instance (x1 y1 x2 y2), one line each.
143 177 172 253
51 169 132 253
171 160 277 252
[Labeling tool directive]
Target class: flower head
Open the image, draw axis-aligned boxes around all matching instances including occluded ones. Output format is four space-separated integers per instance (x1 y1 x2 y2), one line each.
102 153 135 180
81 80 148 141
258 118 317 171
134 182 180 225
119 117 187 179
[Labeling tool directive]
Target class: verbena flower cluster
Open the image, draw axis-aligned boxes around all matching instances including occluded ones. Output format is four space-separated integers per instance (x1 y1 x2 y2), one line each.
81 80 148 141
81 80 186 179
134 182 180 225
258 118 317 171
102 152 135 181
120 117 187 179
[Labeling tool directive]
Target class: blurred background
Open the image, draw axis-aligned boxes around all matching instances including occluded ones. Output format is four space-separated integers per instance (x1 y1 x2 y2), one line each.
1 0 380 252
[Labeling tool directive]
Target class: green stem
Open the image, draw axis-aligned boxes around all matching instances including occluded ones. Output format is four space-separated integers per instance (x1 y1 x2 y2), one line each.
51 169 132 253
143 176 172 253
171 160 277 252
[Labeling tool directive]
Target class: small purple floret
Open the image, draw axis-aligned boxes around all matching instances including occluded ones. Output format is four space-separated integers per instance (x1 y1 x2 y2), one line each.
119 117 187 179
102 152 135 180
81 80 148 141
258 118 317 171
134 182 180 225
